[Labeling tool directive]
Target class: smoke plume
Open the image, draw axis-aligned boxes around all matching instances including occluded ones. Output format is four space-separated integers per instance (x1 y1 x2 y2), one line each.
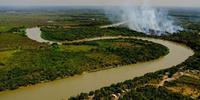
104 0 183 35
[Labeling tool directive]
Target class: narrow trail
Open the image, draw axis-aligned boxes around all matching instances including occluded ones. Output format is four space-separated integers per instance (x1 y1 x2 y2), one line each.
158 70 200 87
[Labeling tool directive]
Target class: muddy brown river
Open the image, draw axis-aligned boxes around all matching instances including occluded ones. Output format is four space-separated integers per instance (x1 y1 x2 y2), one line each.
0 28 194 100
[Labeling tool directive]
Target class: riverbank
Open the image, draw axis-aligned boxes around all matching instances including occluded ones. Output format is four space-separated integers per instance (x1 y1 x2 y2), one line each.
26 28 57 44
71 31 200 100
0 27 193 100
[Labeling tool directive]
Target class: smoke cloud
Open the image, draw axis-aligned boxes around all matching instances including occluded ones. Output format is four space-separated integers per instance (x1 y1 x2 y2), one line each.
104 0 183 35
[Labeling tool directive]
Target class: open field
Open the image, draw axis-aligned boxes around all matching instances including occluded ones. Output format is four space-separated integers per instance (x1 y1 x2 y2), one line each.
0 7 111 33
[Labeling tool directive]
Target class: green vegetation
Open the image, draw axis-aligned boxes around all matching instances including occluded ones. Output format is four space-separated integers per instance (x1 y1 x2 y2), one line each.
0 33 168 91
0 7 199 100
0 9 149 91
140 86 192 100
70 14 200 100
0 8 111 33
0 50 16 67
0 33 47 51
69 73 193 100
0 31 47 63
41 26 145 41
7 26 26 36
165 76 200 89
59 45 97 52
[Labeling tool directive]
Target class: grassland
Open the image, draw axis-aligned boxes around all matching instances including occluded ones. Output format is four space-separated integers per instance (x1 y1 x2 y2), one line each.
0 50 17 68
0 8 111 33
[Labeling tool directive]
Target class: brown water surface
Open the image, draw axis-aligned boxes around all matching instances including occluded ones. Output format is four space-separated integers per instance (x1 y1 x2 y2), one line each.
0 28 194 100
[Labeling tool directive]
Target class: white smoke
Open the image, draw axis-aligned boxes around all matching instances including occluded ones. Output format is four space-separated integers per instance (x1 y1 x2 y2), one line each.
104 0 183 35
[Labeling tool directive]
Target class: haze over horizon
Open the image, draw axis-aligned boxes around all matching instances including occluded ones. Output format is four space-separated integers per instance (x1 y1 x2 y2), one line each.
0 0 199 8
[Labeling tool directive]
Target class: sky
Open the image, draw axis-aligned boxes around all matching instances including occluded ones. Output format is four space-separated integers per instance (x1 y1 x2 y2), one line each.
0 0 200 7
